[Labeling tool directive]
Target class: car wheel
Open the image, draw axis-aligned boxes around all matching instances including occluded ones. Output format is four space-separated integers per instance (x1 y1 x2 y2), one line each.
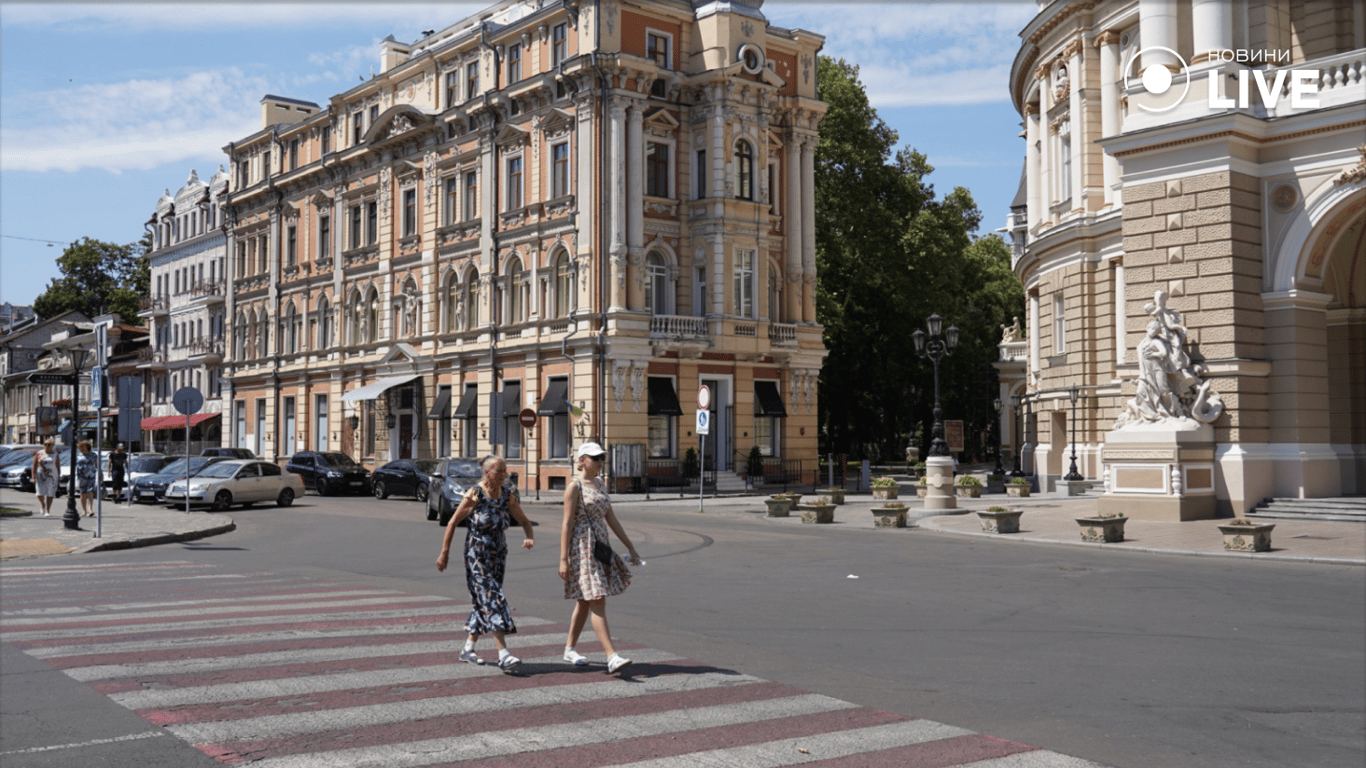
316 478 330 497
416 483 429 503
373 481 388 499
212 490 232 511
277 487 295 507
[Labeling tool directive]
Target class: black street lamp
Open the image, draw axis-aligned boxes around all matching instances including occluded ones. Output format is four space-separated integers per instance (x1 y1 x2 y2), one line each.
992 397 1005 476
1064 385 1084 481
912 314 959 457
1010 393 1025 477
62 347 90 531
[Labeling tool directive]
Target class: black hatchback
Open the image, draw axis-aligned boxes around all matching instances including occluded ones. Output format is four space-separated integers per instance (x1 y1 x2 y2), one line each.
285 451 371 496
371 459 440 501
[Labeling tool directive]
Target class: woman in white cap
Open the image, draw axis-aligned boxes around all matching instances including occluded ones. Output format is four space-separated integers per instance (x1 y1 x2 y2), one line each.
559 441 641 673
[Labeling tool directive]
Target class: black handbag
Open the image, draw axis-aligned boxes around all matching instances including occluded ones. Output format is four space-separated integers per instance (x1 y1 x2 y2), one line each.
592 538 613 566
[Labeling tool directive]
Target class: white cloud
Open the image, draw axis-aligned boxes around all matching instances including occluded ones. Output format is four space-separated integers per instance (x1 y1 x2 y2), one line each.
0 69 265 174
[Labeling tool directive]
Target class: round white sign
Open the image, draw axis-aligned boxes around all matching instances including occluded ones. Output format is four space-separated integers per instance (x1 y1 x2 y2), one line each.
697 385 711 411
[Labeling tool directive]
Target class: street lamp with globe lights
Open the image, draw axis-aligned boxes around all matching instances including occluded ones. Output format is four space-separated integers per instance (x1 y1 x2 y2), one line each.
61 346 90 530
911 314 959 458
992 397 1005 476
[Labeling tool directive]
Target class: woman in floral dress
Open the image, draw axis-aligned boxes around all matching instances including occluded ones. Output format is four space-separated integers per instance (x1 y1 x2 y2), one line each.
76 441 98 517
559 441 642 674
436 455 534 672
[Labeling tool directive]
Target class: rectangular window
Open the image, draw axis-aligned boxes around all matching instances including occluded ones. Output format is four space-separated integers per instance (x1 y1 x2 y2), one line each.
365 402 376 456
695 266 707 316
506 43 521 83
696 149 707 199
353 112 364 145
733 249 754 318
285 225 297 267
463 171 478 221
261 151 271 179
403 189 417 236
369 105 379 125
321 125 331 155
551 142 570 198
754 415 779 457
284 397 296 453
289 139 299 170
461 385 478 457
314 395 328 452
648 415 675 458
502 381 522 460
366 201 377 245
506 157 523 210
1059 136 1072 203
646 142 670 198
349 205 362 249
445 70 459 108
1054 295 1065 355
548 377 570 459
552 23 568 65
466 61 479 100
318 215 330 260
647 32 670 68
444 177 459 225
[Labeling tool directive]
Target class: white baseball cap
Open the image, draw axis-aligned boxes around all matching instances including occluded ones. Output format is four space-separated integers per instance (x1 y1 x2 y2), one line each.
575 441 607 461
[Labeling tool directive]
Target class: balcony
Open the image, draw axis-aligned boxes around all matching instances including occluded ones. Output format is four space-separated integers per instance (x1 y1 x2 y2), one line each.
138 295 169 318
999 340 1028 363
188 280 225 307
650 315 710 339
187 339 224 363
768 323 798 346
136 347 168 370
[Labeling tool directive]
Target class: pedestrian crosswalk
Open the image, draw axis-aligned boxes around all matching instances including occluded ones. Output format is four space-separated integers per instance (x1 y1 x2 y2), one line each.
1 561 1109 767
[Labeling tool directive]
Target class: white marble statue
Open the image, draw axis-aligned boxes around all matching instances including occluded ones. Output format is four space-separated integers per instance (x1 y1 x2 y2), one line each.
1113 290 1223 429
1000 316 1023 343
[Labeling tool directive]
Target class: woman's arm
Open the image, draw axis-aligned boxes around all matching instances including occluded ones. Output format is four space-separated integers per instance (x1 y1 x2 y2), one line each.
435 490 478 571
603 506 640 563
506 496 534 549
558 481 580 581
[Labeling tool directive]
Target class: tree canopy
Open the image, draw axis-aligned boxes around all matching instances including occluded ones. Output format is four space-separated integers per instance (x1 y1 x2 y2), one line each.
815 57 1024 463
33 236 150 324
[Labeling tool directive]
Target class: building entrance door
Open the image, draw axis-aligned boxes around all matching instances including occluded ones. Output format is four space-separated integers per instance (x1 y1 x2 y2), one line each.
399 414 414 459
700 377 731 471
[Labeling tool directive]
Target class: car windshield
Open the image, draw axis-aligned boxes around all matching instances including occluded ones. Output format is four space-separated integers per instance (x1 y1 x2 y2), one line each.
158 457 215 476
414 459 440 474
0 450 37 467
319 452 358 468
195 463 243 479
129 457 169 472
445 461 480 479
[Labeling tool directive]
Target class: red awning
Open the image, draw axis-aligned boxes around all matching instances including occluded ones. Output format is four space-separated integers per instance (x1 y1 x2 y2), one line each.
142 413 221 430
185 412 220 427
140 415 171 430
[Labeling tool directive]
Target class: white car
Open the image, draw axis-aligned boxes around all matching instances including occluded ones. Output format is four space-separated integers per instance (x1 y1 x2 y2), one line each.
165 459 304 510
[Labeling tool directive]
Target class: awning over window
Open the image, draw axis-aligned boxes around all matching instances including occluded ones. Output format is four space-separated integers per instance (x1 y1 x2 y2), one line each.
647 377 683 416
453 386 478 419
142 413 219 430
754 381 787 417
427 388 451 420
339 373 420 402
501 383 523 418
537 379 569 416
141 415 173 430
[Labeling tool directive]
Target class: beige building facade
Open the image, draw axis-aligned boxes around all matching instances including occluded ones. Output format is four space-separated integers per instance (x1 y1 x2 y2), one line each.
1003 0 1365 516
222 0 826 491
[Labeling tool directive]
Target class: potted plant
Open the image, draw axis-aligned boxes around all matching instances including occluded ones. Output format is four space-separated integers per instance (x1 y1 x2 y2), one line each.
1218 518 1276 552
977 505 1023 534
764 494 793 518
1006 476 1031 497
818 487 845 505
916 476 928 498
781 491 803 506
871 501 908 528
1076 512 1127 543
871 476 899 500
798 500 835 524
914 461 926 480
682 448 699 482
955 475 983 498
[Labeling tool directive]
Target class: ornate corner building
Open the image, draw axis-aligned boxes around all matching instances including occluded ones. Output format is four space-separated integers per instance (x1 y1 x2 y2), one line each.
1002 0 1365 516
220 0 826 490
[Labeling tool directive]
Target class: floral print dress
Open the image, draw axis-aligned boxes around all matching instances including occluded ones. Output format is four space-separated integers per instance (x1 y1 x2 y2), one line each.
565 477 631 601
462 485 517 636
76 451 98 494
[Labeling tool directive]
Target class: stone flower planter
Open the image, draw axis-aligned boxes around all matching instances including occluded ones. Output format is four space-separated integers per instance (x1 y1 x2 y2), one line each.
818 489 845 505
916 486 928 498
977 508 1023 534
799 503 835 524
1077 515 1127 543
1006 484 1031 498
1218 522 1275 552
781 493 803 506
871 486 899 501
870 505 907 528
955 485 982 499
764 497 793 518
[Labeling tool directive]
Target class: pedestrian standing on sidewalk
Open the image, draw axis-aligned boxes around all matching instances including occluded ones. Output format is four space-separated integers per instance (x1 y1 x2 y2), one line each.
109 444 128 503
436 455 535 673
559 441 642 674
76 441 98 517
31 440 59 517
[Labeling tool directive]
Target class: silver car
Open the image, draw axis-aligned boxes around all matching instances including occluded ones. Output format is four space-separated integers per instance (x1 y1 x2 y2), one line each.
165 459 305 510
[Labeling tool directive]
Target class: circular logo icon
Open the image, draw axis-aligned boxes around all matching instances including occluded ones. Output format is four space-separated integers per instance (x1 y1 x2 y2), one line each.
1125 46 1190 113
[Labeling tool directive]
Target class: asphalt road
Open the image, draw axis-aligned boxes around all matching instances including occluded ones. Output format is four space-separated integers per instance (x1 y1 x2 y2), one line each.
3 491 1362 768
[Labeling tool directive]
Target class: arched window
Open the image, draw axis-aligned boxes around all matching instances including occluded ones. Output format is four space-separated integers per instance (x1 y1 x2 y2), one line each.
350 290 365 345
645 251 669 315
317 296 332 349
507 257 526 323
465 269 480 330
366 289 379 343
553 251 572 318
444 272 460 332
734 139 754 200
284 302 300 354
234 312 248 359
258 311 271 355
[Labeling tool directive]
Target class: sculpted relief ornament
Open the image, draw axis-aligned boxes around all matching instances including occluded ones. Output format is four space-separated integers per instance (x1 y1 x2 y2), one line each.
1113 291 1224 431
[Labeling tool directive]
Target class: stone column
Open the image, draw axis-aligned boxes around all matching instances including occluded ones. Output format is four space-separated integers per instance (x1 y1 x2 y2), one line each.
800 137 817 323
1113 261 1126 367
1035 63 1053 218
626 102 644 296
608 101 627 311
785 130 803 323
1029 293 1042 385
1138 0 1179 70
1025 103 1042 229
1065 40 1084 213
1096 32 1122 207
1262 290 1341 498
1191 0 1233 63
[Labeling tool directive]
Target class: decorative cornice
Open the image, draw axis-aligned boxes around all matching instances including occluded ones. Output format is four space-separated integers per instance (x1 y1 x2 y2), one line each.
1333 145 1366 186
1026 1 1096 47
1060 38 1084 61
1095 30 1120 47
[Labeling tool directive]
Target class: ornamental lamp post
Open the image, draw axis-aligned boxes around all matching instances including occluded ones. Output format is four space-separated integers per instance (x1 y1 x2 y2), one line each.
1010 393 1025 477
992 397 1005 476
62 346 90 531
911 314 959 458
1064 385 1084 482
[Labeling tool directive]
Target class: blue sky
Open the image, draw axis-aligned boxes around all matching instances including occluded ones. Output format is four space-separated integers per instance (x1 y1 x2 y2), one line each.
0 1 1035 306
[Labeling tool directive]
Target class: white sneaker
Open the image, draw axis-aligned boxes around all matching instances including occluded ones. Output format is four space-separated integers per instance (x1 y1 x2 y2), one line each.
458 648 483 665
607 653 632 674
563 648 588 666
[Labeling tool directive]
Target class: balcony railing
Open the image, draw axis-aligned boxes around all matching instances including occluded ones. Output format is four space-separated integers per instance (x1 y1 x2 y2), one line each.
138 296 169 316
768 323 797 345
188 339 224 359
649 315 709 339
999 340 1028 362
136 348 168 367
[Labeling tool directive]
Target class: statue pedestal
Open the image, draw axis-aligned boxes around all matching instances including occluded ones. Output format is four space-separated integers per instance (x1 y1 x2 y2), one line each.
923 456 958 511
1099 423 1217 522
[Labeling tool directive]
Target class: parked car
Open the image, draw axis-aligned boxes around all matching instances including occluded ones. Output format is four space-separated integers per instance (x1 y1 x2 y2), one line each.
201 447 257 459
372 459 440 501
0 444 42 464
165 459 304 510
131 456 228 503
285 451 370 496
425 457 517 525
0 448 42 491
123 454 172 488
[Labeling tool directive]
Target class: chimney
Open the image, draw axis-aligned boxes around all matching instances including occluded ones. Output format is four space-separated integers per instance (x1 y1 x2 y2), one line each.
380 35 413 74
260 95 320 130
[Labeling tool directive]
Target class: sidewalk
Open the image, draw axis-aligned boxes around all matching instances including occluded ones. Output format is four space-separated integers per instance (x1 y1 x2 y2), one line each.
0 492 234 560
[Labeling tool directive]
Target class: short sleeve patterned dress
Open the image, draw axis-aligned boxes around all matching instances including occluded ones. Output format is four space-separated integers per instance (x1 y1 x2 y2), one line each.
565 477 631 601
76 451 98 495
463 485 518 637
34 452 59 497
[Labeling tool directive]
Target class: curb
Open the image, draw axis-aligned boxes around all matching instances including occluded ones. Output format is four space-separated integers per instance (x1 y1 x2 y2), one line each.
73 521 237 554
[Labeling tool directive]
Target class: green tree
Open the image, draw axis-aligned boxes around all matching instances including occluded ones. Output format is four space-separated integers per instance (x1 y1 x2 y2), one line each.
33 237 149 324
814 58 1025 463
